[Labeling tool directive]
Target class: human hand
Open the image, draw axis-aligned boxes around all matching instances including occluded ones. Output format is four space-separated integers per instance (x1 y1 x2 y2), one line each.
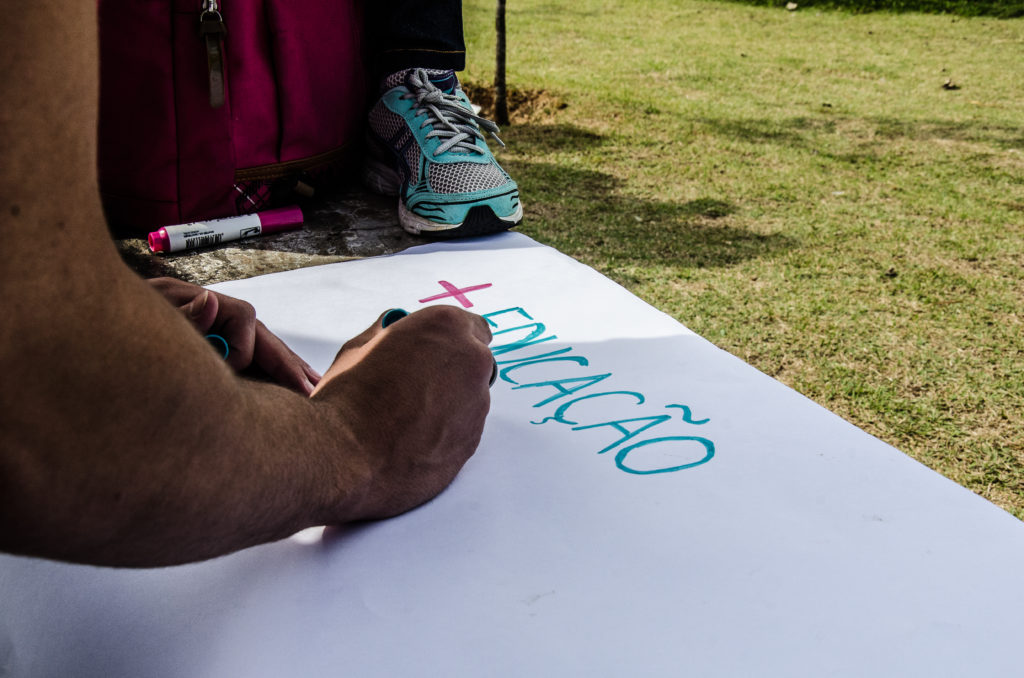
148 277 321 395
311 305 494 521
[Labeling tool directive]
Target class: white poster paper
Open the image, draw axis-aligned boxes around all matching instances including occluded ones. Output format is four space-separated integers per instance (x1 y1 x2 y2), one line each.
2 233 1022 677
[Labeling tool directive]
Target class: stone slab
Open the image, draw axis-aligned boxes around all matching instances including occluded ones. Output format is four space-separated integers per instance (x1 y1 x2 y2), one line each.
116 187 422 286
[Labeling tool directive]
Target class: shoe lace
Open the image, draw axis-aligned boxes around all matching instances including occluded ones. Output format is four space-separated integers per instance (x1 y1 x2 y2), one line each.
403 68 506 157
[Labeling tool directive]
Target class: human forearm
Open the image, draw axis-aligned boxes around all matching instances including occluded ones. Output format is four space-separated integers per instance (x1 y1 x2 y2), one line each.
0 0 493 567
0 0 351 565
0 279 369 566
0 272 493 566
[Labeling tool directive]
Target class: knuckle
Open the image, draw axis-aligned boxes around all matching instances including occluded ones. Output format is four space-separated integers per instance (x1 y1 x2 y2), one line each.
461 342 496 382
475 313 493 343
418 304 468 329
473 341 494 367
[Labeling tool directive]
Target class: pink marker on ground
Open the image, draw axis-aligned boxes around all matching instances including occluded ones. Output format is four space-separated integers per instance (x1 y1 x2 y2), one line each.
147 206 304 253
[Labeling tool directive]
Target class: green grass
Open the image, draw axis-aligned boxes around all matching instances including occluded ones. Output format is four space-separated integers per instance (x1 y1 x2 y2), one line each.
722 0 1024 19
462 0 1024 518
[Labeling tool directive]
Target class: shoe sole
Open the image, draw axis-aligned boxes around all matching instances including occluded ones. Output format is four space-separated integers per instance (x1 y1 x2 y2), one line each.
399 201 523 239
365 156 522 239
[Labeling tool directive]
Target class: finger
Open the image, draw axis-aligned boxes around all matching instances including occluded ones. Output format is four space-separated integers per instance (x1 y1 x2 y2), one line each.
310 314 390 397
147 277 220 332
303 362 322 388
467 311 493 345
401 306 492 346
250 322 321 395
208 295 257 371
147 277 199 305
179 289 220 333
352 310 393 346
394 307 495 387
331 311 391 362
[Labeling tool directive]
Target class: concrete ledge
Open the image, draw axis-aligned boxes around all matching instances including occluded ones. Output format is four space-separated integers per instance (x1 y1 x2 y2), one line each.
117 187 422 286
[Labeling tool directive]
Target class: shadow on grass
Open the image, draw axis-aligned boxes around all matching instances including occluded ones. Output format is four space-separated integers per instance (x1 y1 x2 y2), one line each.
694 115 1024 151
504 124 794 270
505 122 606 152
714 0 1024 18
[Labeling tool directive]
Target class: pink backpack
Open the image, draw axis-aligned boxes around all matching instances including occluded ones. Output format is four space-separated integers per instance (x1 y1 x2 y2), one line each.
98 0 367 234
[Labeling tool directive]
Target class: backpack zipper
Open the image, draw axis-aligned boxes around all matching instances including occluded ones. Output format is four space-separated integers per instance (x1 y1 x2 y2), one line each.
199 0 227 108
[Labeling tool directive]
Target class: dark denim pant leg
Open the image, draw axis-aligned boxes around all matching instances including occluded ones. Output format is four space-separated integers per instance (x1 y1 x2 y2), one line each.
365 0 466 78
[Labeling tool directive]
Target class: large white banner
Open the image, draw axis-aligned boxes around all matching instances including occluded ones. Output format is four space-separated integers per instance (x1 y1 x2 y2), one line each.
2 233 1022 676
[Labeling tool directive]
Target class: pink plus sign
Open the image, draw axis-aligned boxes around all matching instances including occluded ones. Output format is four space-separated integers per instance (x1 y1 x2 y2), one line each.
418 280 493 309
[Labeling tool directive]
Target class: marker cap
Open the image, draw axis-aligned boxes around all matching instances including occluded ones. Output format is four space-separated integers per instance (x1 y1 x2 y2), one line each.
148 228 170 254
381 308 409 328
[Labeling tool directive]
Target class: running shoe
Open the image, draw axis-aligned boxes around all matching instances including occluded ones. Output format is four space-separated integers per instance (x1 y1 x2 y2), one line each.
364 68 523 238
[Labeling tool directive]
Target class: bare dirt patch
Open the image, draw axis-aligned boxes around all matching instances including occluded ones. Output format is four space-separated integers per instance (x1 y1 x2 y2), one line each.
461 82 569 124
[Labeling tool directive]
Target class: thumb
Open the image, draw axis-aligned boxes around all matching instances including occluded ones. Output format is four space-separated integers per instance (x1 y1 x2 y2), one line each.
180 290 219 332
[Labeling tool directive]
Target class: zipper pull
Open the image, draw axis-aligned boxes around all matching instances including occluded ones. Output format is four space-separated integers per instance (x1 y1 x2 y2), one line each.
199 0 227 108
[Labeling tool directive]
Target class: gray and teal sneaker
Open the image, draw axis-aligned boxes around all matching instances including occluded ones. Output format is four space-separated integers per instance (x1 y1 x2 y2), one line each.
364 68 523 238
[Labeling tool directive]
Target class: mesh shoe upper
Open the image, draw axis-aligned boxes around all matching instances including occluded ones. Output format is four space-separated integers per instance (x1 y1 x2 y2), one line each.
365 68 522 236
